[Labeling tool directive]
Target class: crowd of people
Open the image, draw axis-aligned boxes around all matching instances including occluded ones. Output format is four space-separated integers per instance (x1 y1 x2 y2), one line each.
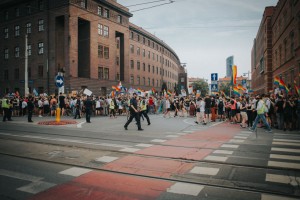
1 92 300 132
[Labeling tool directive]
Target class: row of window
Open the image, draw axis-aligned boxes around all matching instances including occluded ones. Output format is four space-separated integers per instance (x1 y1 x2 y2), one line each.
129 76 175 89
129 60 177 80
3 42 44 59
3 19 45 39
130 31 177 62
130 44 175 68
3 0 44 21
3 65 44 80
98 45 109 59
273 31 295 68
77 0 123 24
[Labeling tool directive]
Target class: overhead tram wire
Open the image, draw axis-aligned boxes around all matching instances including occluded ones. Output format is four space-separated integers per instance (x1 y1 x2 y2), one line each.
131 1 175 12
125 0 170 7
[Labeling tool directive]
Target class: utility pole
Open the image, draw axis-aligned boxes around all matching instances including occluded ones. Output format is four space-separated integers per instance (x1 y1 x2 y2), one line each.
25 34 29 96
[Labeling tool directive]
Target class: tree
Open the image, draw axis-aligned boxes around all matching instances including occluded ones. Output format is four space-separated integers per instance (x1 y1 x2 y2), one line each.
219 83 230 96
192 80 209 96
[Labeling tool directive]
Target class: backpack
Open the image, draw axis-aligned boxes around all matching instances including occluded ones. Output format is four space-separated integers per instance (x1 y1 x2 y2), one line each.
218 101 224 109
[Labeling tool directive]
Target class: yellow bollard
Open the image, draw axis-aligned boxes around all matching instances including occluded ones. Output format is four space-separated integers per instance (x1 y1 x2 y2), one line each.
56 107 61 122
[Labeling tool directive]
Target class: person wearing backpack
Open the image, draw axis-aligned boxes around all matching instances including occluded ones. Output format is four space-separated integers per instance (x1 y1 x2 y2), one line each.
249 95 272 133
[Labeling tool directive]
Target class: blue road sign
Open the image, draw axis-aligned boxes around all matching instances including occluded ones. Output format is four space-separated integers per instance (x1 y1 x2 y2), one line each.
211 84 218 92
211 73 218 81
55 75 64 88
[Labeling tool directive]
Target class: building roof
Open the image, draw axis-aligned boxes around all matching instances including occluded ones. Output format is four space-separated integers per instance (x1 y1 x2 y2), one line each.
219 76 246 81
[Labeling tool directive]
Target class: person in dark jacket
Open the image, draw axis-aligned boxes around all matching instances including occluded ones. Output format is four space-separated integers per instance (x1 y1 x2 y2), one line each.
84 96 93 123
27 96 34 122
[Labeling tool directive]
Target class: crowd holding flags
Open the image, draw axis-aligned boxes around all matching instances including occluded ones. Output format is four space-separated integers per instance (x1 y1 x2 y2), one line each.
273 75 300 96
230 65 248 97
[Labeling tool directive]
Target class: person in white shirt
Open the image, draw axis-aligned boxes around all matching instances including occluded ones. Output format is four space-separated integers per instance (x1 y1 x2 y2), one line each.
195 97 205 124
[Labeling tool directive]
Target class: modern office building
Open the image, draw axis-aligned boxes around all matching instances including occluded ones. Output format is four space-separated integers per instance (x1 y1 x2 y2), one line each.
252 0 300 94
0 0 182 96
226 56 234 78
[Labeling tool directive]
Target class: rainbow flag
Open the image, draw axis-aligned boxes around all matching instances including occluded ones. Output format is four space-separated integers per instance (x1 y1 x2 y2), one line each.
232 65 237 85
274 76 280 85
167 90 172 96
294 80 300 96
233 86 240 96
112 85 120 92
279 78 289 93
237 84 246 91
152 88 156 94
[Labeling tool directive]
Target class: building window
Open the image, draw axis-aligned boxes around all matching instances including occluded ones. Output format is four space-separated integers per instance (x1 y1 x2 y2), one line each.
98 44 103 58
137 61 140 70
97 6 102 16
79 0 87 8
15 8 20 17
156 67 159 74
98 67 103 79
290 31 295 57
148 65 150 72
130 32 134 39
4 11 9 21
137 35 140 42
284 39 287 61
148 40 150 46
26 23 31 34
130 75 134 84
142 49 145 57
104 47 109 59
148 51 150 59
28 44 32 56
14 68 19 80
38 42 44 54
143 63 145 71
4 70 9 80
104 68 109 80
152 66 154 74
143 37 146 44
148 78 150 86
152 79 155 86
130 60 134 69
143 77 145 85
116 56 119 65
103 25 109 37
38 0 44 11
117 15 122 24
15 46 20 58
26 4 31 15
137 76 140 85
15 25 20 37
130 44 134 54
4 28 8 39
156 80 159 87
38 19 44 31
137 47 140 55
4 48 9 59
38 65 43 78
104 9 109 18
259 57 264 73
98 24 103 35
116 38 120 49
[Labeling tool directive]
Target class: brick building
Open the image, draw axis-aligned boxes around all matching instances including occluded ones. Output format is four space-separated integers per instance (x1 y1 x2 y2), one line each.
0 0 182 96
252 0 300 94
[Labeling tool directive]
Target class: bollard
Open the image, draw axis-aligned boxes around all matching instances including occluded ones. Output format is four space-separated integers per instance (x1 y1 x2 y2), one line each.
56 107 61 122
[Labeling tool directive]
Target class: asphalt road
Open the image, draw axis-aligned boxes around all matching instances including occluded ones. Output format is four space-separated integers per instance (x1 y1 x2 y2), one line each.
0 114 299 200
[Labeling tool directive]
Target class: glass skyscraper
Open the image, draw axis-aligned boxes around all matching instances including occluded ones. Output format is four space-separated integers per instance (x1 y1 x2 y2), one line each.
226 56 234 77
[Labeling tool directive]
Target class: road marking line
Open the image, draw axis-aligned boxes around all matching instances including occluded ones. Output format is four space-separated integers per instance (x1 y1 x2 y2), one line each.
271 147 300 153
204 155 228 162
221 144 239 149
272 142 300 147
135 144 153 148
0 169 42 182
190 167 219 176
228 139 245 143
151 139 167 143
167 182 204 196
273 139 300 143
176 133 187 135
59 167 92 177
236 133 250 136
270 154 300 161
183 131 194 133
77 121 85 128
119 148 140 153
213 150 233 155
209 121 223 127
261 194 299 200
241 131 252 134
234 136 248 139
268 161 300 170
266 174 299 186
17 181 56 194
166 135 179 138
95 156 119 163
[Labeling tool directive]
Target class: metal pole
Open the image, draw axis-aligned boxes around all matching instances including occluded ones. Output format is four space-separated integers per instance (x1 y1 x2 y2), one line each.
25 34 29 96
47 59 49 95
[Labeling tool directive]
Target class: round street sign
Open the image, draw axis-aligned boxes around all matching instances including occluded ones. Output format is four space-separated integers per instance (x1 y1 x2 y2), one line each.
55 75 64 88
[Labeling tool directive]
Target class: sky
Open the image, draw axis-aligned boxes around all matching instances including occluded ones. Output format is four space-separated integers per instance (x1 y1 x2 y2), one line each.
117 0 278 82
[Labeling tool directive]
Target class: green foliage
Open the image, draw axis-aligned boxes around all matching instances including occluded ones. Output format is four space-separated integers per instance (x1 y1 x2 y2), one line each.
192 80 209 96
219 83 230 96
